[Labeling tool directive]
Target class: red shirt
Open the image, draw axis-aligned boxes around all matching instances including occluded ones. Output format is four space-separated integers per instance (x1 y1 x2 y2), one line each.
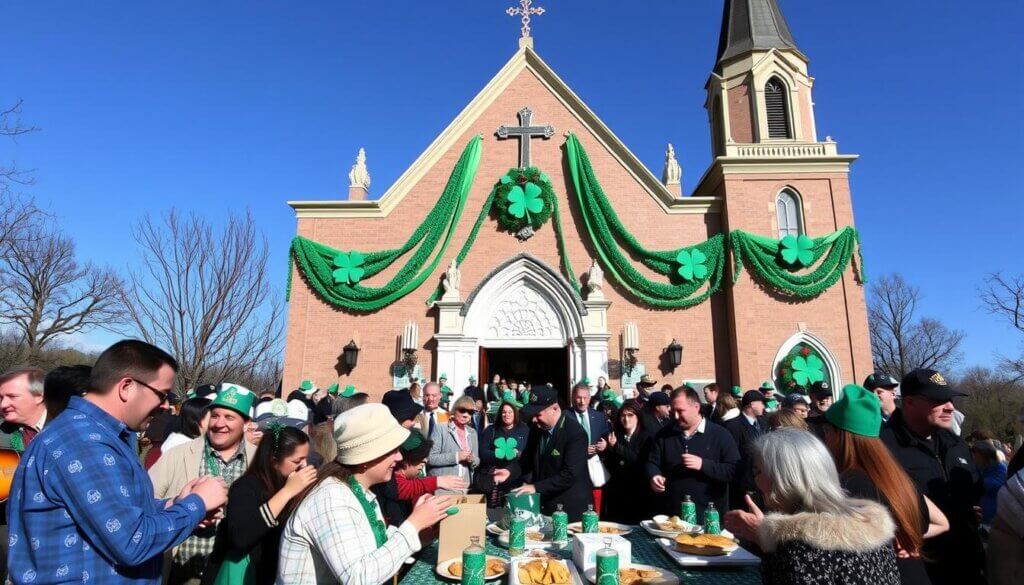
395 473 439 501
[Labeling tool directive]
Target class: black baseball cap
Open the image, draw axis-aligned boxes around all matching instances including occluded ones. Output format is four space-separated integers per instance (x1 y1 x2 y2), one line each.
741 390 766 408
382 389 423 423
900 369 966 403
648 391 671 407
809 381 832 398
520 385 559 419
863 372 899 391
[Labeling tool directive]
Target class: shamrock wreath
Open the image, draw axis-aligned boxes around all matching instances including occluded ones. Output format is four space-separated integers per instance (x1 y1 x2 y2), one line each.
492 167 556 235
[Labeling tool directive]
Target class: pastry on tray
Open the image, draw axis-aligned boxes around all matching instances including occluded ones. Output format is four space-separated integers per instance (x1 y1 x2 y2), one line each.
673 533 738 556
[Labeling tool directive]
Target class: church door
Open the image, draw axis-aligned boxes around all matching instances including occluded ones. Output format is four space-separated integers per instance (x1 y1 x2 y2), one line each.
479 346 570 404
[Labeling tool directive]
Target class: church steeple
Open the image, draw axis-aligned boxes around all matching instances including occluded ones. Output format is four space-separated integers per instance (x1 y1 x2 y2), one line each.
715 0 803 70
705 0 820 152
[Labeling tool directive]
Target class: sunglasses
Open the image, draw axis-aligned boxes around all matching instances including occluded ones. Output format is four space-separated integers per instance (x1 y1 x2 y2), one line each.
132 378 175 405
455 407 477 414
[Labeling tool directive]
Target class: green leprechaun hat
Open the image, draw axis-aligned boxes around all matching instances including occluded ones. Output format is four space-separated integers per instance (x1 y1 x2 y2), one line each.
825 384 882 438
761 381 775 391
298 379 317 395
731 385 743 398
326 383 339 396
210 384 256 419
341 385 356 397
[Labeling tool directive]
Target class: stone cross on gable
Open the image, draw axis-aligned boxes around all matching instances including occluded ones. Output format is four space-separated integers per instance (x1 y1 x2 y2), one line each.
496 107 555 168
507 0 545 39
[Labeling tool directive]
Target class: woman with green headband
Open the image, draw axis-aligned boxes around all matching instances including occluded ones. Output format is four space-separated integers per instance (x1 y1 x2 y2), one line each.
203 425 317 585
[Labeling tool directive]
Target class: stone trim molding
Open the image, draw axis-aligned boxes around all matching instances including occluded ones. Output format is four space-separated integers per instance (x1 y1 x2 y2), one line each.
460 253 587 317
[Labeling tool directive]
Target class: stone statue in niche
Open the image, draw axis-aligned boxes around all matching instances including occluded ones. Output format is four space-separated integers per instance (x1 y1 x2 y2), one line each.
586 259 604 298
662 143 681 186
442 259 461 300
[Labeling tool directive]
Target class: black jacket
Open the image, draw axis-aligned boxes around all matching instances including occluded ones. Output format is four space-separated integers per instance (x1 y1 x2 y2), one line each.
880 410 985 585
639 407 670 436
601 428 650 524
699 402 722 424
722 414 766 509
202 475 287 585
645 419 739 518
513 412 593 521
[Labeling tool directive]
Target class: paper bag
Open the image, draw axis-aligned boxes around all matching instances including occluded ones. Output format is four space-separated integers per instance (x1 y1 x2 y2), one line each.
437 494 487 564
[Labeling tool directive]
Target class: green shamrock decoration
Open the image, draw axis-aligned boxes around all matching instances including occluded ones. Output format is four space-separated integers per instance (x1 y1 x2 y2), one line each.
791 354 825 386
494 437 519 461
332 250 365 285
675 248 708 281
779 234 815 267
507 182 544 221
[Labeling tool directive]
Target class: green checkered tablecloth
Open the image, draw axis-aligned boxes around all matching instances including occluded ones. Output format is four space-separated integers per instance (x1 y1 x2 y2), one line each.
399 529 761 584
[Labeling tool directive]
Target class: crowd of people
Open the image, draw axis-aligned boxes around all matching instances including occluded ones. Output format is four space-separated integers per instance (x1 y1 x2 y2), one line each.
0 339 1021 584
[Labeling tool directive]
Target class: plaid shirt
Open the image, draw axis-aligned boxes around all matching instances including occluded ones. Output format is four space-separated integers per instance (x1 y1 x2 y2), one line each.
6 397 205 584
277 476 421 584
170 440 247 581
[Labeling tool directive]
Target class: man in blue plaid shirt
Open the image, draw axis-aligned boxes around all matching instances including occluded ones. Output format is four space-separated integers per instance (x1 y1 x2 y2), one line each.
6 340 228 584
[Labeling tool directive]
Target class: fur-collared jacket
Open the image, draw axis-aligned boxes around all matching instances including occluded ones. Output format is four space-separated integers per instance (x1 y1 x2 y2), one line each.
759 498 901 585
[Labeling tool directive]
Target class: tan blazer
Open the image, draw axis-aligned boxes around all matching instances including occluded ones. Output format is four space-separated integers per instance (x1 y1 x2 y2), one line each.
148 435 257 500
415 407 450 438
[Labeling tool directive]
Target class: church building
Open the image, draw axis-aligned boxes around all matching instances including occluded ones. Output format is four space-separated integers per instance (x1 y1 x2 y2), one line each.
283 0 872 401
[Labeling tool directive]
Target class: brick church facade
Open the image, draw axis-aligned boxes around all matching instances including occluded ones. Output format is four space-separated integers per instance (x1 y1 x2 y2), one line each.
283 0 872 400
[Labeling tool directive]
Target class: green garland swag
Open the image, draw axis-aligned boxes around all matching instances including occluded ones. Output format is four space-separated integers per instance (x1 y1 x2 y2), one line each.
776 343 829 394
730 226 865 299
493 167 555 233
289 135 482 312
564 133 726 308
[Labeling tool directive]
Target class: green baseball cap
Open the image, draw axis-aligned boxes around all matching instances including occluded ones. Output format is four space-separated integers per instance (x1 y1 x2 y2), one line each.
824 384 882 438
210 384 256 419
731 385 743 397
761 381 775 391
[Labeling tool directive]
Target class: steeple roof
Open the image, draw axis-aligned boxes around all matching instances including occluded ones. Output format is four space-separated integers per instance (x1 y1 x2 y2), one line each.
715 0 803 69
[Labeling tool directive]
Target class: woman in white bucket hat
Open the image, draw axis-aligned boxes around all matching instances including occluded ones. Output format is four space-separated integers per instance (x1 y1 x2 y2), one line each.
277 403 452 584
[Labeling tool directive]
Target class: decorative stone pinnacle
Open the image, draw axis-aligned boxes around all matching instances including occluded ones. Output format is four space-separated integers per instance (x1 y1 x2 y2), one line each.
507 0 545 41
662 143 682 186
348 148 371 190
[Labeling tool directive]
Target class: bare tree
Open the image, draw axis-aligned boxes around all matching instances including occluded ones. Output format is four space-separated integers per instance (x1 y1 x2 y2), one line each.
1 99 40 195
0 226 127 357
868 273 965 378
980 272 1024 380
119 210 283 392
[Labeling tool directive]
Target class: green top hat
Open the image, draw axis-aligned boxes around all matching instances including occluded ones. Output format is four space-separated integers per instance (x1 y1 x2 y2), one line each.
731 385 743 397
326 383 339 396
210 384 256 419
825 384 882 438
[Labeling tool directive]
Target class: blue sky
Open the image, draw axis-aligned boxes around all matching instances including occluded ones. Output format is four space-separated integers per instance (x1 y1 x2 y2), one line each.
3 1 1022 368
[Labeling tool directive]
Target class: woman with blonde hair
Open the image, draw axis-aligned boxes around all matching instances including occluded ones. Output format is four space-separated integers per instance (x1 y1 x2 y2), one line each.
406 382 422 405
426 395 480 492
767 408 807 432
717 392 740 422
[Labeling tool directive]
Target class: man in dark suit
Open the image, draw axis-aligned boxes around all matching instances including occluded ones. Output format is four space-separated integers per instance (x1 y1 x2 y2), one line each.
570 382 611 513
647 386 739 520
723 390 767 509
700 383 722 423
494 385 593 521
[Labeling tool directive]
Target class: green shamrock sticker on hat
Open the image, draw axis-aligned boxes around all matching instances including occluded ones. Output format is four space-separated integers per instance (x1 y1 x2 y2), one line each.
494 437 518 461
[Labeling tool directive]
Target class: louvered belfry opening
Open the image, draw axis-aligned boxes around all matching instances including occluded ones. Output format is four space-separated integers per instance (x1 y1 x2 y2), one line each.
765 77 791 139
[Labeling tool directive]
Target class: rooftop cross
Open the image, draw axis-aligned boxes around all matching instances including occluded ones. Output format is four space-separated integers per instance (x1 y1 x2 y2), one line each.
496 107 555 168
507 0 545 46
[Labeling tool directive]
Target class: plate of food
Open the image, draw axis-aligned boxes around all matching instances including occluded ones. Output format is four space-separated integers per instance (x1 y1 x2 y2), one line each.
582 564 679 585
670 533 738 556
565 521 633 536
512 557 580 585
655 534 759 567
640 515 703 538
436 556 508 581
498 527 555 549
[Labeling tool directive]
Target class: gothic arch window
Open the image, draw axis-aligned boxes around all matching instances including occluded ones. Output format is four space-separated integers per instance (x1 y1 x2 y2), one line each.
776 188 804 238
771 332 842 395
765 77 792 139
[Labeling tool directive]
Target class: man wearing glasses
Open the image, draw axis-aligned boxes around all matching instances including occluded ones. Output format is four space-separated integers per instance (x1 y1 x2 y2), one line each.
149 382 258 584
6 339 228 585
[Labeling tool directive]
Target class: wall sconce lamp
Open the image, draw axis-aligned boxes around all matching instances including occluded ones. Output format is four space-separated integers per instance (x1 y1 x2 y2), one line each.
666 339 683 370
343 340 360 371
